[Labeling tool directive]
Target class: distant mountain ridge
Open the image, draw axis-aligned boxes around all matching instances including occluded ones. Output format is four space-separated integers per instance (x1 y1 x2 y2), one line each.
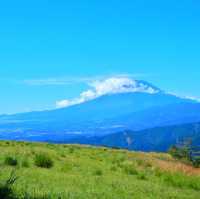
60 122 200 152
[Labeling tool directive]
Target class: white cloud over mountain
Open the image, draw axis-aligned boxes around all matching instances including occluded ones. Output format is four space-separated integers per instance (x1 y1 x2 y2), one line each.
56 77 160 108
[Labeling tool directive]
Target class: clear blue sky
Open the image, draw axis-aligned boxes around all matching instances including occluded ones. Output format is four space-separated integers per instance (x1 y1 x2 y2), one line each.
0 0 200 114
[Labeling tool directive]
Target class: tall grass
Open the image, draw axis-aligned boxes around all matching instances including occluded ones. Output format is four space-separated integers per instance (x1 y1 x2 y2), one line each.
0 141 199 198
0 171 18 199
34 153 54 168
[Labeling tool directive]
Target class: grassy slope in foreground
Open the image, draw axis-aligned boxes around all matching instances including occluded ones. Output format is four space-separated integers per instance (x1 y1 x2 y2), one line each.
0 141 200 199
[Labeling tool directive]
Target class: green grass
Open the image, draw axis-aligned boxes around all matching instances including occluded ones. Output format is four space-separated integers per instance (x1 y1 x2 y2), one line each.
0 141 199 198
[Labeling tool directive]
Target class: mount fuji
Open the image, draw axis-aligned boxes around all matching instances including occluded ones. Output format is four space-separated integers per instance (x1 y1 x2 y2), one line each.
0 78 200 145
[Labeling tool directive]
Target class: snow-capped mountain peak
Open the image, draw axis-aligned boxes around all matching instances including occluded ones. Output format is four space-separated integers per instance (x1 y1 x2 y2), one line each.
56 77 161 108
120 79 161 94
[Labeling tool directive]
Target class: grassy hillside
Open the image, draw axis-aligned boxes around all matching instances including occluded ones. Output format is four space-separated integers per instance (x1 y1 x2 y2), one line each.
0 141 200 199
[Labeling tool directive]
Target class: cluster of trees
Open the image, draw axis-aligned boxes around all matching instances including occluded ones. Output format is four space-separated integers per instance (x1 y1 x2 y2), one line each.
169 138 200 168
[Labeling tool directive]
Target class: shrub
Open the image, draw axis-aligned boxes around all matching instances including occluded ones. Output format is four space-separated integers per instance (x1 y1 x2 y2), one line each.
169 146 189 160
93 169 103 176
5 141 10 145
69 147 75 154
192 157 200 168
34 153 53 168
169 144 200 168
4 156 18 166
137 172 147 180
59 152 66 158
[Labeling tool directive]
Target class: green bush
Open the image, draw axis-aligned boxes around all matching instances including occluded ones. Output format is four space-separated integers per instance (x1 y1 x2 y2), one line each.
169 146 189 160
93 169 103 176
34 153 54 168
137 172 147 180
192 157 200 168
4 156 18 166
5 141 10 145
169 145 200 168
68 147 75 154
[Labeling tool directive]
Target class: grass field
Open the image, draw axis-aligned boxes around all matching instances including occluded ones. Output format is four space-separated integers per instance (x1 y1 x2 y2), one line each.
0 141 200 199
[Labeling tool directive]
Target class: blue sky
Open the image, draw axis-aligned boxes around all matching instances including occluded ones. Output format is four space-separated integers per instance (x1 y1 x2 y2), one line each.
0 0 200 114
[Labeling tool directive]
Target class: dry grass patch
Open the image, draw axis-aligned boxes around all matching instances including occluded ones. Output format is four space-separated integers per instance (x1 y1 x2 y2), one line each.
153 158 200 176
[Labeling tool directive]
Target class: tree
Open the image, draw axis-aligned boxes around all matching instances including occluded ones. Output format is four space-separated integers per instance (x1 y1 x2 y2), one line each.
169 137 200 168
